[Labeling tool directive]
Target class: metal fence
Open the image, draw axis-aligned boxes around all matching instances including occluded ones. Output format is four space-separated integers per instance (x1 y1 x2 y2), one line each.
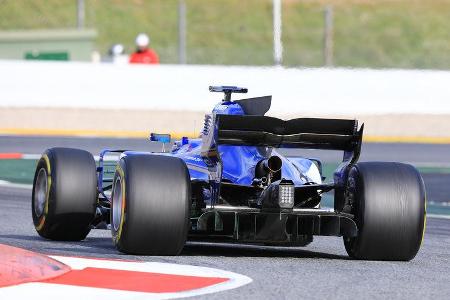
0 0 449 69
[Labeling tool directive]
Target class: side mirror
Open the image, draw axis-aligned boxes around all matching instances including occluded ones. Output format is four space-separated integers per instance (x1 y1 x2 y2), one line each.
150 133 171 143
149 133 171 152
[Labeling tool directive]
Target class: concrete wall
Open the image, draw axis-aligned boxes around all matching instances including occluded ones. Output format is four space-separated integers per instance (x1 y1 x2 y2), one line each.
1 60 450 140
0 60 449 115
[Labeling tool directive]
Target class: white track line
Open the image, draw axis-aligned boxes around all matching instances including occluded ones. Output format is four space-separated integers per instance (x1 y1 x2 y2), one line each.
0 180 32 189
22 154 41 160
0 256 252 299
427 214 450 220
2 153 119 161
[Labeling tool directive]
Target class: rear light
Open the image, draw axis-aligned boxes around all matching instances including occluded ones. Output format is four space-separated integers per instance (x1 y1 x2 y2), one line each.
278 183 295 208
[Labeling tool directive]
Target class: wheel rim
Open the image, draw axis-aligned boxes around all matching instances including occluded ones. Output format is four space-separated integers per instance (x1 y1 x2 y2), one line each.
112 176 123 232
34 168 48 218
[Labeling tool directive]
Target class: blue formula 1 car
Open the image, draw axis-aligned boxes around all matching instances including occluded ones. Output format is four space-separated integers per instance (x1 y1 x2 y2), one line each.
32 86 426 260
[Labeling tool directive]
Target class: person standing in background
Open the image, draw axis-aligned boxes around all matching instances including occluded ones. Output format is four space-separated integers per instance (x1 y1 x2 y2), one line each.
129 33 160 64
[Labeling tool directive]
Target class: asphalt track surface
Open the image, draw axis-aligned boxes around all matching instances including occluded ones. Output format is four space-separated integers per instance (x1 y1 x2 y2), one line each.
2 135 450 203
2 135 450 164
0 185 449 299
1 136 450 298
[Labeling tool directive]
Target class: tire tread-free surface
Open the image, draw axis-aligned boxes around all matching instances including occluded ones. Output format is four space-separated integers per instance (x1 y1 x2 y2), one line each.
344 162 426 261
32 147 97 241
111 154 190 255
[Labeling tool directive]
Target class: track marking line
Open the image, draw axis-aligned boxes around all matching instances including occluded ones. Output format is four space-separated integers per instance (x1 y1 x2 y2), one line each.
0 244 71 288
0 152 119 161
43 267 228 293
0 128 195 140
0 180 32 189
0 254 252 299
0 152 23 159
427 214 450 220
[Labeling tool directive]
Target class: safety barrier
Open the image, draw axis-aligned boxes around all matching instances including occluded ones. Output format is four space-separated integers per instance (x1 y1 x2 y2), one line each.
1 60 450 115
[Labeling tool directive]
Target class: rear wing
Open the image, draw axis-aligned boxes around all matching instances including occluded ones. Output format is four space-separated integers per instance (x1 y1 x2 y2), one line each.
200 114 364 206
216 115 361 151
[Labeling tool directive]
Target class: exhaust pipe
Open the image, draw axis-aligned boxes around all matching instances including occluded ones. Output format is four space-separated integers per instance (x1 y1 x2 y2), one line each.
264 156 282 173
256 156 282 178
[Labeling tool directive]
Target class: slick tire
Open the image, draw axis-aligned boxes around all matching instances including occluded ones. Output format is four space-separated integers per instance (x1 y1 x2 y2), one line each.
32 148 97 241
111 154 190 255
344 162 426 261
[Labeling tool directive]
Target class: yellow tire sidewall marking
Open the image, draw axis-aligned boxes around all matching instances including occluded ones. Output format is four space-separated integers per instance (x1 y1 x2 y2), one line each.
36 154 51 231
113 165 126 243
421 195 427 247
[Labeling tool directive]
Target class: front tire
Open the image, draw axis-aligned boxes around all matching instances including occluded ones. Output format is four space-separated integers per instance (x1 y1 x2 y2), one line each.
32 148 97 241
111 154 190 255
344 162 426 261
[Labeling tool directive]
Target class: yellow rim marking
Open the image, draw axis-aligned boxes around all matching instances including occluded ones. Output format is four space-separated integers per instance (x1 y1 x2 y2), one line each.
363 135 450 144
0 128 197 140
1 128 450 144
421 196 427 246
113 165 126 243
36 154 51 231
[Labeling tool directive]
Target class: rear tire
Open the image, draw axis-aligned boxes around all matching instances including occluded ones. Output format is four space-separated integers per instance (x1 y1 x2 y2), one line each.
344 162 426 261
32 148 97 241
111 154 190 255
